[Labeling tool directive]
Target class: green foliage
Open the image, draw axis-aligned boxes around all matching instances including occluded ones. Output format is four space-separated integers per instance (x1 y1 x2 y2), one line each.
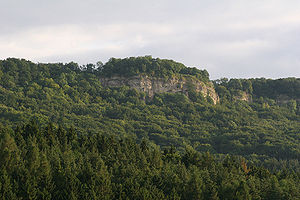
216 77 300 100
0 58 300 199
99 56 210 81
0 123 299 199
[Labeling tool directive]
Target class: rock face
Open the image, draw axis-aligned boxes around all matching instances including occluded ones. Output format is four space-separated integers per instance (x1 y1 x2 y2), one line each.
100 75 219 104
233 91 252 102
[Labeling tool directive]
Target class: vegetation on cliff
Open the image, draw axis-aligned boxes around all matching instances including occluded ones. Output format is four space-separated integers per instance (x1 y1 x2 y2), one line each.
99 56 210 82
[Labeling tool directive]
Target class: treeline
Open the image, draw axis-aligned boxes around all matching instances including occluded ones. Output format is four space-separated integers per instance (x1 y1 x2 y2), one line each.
215 77 300 101
0 122 299 199
100 56 210 81
0 58 300 173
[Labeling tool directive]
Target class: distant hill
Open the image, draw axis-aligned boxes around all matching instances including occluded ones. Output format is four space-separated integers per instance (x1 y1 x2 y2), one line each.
215 77 300 102
0 57 299 169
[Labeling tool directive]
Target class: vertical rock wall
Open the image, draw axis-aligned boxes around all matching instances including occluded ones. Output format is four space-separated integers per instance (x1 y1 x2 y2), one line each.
100 75 219 104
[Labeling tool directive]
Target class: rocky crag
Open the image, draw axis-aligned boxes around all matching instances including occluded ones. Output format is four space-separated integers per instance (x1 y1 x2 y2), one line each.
100 75 219 104
233 91 252 102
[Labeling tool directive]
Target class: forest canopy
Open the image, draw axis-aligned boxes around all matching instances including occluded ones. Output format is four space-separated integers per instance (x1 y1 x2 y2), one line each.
99 56 210 81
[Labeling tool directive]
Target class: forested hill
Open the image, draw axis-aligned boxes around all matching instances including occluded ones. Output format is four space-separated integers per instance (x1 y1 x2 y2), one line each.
0 57 300 199
215 77 300 102
99 56 210 81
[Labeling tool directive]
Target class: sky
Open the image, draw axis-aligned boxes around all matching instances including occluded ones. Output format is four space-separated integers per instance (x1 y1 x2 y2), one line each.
1 0 300 79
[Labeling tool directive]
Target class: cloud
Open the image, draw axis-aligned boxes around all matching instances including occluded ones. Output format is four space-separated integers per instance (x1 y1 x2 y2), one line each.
0 22 174 62
1 0 300 79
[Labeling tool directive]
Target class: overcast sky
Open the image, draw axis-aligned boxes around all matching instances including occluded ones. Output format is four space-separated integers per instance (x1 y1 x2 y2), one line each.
1 0 300 79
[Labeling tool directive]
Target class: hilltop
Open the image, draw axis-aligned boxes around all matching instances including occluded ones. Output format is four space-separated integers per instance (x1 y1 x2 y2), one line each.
99 56 210 81
99 56 218 103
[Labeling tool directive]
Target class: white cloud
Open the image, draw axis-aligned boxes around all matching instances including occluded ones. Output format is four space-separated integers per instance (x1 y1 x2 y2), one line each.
0 23 173 60
1 0 300 79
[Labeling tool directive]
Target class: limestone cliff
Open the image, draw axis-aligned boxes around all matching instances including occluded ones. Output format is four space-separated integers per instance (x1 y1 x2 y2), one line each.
100 75 219 104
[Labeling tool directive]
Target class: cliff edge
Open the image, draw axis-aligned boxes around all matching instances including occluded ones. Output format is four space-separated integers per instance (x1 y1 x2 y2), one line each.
100 75 219 104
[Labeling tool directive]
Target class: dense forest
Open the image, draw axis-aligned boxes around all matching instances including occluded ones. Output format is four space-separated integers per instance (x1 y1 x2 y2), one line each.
1 123 299 199
100 56 210 82
0 56 300 199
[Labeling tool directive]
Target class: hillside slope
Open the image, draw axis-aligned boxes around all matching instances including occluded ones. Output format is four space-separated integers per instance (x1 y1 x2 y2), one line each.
0 57 299 172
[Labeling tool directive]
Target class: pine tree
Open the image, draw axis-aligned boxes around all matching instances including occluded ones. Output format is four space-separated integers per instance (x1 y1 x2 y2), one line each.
0 168 17 199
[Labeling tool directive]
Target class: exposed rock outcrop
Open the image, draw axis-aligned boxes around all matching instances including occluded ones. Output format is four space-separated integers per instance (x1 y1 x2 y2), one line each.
100 75 219 104
233 91 252 102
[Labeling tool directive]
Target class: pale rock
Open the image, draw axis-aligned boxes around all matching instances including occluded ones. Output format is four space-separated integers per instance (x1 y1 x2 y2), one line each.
100 75 219 104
